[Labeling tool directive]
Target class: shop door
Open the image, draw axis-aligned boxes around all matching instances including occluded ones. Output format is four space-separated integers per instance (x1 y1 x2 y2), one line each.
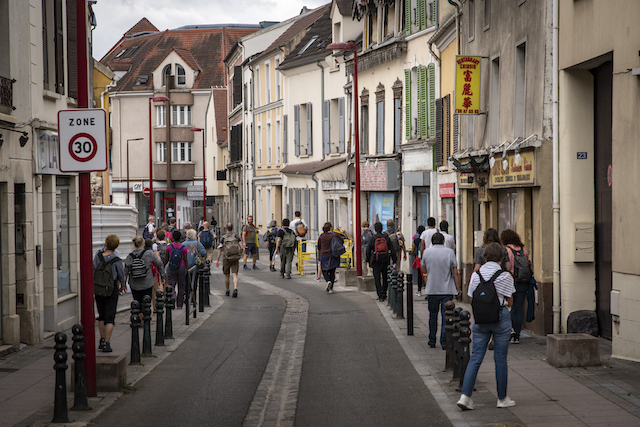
415 188 430 229
163 197 176 224
592 61 613 339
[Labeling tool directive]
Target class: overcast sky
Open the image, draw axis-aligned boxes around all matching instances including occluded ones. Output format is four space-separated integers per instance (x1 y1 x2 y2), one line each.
92 0 328 60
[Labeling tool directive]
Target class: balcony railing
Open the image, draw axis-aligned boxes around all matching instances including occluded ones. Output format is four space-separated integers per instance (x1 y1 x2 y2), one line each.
0 76 15 113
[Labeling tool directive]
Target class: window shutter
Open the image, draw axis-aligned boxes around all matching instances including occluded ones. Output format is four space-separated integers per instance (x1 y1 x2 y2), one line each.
435 98 443 166
233 66 242 107
431 0 437 27
283 114 288 163
66 0 77 99
288 188 293 220
338 97 345 153
405 0 412 35
42 0 49 90
54 0 65 94
323 100 330 155
404 69 411 140
417 0 424 31
304 189 311 234
306 102 313 155
418 65 427 138
394 98 401 152
295 188 302 213
376 101 384 154
445 94 451 158
294 104 300 156
427 63 436 139
453 112 459 153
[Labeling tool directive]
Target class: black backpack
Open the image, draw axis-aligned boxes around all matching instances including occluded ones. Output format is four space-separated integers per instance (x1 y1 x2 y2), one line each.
200 230 213 248
129 250 148 279
471 269 505 324
94 253 119 297
510 247 532 283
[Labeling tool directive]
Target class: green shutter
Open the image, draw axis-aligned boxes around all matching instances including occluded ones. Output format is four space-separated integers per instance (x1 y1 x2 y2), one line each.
417 0 424 31
405 69 412 140
418 65 428 138
405 0 412 35
431 0 437 27
427 63 436 138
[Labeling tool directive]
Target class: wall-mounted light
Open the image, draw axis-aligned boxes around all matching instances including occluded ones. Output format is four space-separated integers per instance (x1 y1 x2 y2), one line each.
19 132 29 147
514 147 521 166
489 155 495 168
365 158 369 166
374 159 378 168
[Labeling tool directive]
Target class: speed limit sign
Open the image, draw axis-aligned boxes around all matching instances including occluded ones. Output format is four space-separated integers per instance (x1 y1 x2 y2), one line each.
58 109 107 172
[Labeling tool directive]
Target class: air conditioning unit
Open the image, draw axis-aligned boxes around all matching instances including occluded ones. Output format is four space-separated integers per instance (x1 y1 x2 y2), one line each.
216 170 227 180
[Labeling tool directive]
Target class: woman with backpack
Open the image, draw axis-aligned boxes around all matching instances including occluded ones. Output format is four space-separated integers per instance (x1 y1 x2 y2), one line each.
93 234 125 353
317 222 344 293
264 220 280 272
125 236 166 306
411 225 425 296
457 242 517 411
167 229 190 308
473 228 511 273
500 229 531 344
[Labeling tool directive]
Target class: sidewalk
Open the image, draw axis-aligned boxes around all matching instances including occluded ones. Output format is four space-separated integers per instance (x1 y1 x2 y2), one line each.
379 291 640 426
0 290 223 427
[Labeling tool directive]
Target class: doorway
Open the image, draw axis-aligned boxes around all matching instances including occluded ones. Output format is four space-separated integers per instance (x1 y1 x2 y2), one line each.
415 187 430 230
163 197 176 224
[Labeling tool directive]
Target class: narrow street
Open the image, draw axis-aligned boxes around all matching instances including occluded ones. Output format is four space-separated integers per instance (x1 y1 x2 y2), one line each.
92 265 450 426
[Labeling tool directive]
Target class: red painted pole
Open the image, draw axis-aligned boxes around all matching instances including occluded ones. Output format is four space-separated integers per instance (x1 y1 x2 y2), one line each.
76 0 97 397
352 45 362 277
126 140 130 204
202 133 206 220
148 99 154 218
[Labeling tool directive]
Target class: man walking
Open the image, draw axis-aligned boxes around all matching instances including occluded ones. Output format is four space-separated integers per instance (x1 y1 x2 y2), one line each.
275 218 296 279
366 222 397 301
421 232 461 349
420 217 438 252
439 220 456 252
290 211 308 252
142 215 156 240
216 223 244 297
384 219 407 272
199 221 216 265
242 215 259 270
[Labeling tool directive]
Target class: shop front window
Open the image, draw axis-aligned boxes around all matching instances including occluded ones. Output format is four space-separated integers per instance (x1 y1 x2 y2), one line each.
498 189 518 233
56 186 71 296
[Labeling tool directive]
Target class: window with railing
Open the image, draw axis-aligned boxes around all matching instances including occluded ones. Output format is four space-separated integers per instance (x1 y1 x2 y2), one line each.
0 76 15 111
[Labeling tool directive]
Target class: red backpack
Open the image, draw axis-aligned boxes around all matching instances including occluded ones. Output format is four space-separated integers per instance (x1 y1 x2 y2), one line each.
373 237 390 262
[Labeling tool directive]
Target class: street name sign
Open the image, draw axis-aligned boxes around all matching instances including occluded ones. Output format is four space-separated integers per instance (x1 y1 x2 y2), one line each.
58 109 107 172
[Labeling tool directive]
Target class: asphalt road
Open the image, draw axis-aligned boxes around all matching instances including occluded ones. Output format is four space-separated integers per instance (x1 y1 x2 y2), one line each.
92 265 451 427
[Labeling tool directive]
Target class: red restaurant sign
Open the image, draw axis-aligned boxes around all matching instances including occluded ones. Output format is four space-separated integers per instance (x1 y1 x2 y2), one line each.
439 183 455 198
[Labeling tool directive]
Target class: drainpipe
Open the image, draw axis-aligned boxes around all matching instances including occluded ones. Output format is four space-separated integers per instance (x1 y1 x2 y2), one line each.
311 172 319 240
552 0 561 334
317 60 325 161
248 63 255 224
99 83 115 109
204 87 213 221
447 0 461 55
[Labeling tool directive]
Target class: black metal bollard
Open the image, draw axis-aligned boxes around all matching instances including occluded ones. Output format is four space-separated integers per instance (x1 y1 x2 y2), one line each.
391 268 398 314
142 295 153 356
396 272 404 320
198 268 205 313
52 332 70 423
457 310 472 391
130 301 141 365
203 260 211 307
164 285 174 339
387 265 393 306
71 325 91 411
406 273 413 336
444 300 456 372
155 290 165 346
451 307 463 381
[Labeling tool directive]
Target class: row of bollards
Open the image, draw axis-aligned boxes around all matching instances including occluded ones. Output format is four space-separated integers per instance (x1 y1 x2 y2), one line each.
130 285 176 364
443 302 472 390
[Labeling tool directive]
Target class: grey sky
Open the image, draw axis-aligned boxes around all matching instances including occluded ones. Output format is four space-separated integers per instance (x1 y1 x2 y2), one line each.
92 0 328 60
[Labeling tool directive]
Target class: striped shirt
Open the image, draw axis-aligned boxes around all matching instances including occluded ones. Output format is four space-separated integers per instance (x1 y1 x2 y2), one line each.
467 261 515 306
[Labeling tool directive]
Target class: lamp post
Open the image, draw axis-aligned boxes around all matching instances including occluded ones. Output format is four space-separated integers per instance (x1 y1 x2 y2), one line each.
327 41 362 277
126 137 143 204
148 96 170 220
190 127 205 221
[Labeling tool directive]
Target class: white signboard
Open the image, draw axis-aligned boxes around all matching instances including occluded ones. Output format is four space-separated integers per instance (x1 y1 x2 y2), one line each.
57 109 107 172
132 182 143 192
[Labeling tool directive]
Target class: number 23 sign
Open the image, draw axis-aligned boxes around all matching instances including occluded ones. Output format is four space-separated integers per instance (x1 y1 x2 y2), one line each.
58 109 107 172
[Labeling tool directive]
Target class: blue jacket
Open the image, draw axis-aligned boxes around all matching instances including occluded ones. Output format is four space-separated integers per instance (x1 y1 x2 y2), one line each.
183 239 206 269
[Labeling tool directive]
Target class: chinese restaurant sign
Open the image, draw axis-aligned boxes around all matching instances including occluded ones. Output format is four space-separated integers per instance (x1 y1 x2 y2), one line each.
490 150 535 187
455 56 481 114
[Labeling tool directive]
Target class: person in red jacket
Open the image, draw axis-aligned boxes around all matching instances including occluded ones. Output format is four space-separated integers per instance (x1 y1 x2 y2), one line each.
317 222 344 293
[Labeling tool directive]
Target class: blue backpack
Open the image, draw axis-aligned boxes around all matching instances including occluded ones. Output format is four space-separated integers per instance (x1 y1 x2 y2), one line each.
200 230 213 248
168 244 183 270
142 225 153 240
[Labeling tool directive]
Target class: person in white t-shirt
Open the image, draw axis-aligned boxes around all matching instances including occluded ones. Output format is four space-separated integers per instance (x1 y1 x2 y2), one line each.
439 220 456 252
289 211 308 253
420 217 438 252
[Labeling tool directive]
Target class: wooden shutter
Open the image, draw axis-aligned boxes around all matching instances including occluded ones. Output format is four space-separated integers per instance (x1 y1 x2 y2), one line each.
376 101 384 154
338 97 345 153
322 100 330 155
453 112 459 153
295 188 302 213
66 0 77 99
42 0 49 90
417 0 424 31
304 189 311 231
283 114 288 163
54 0 64 94
405 0 412 35
394 98 401 152
431 0 437 27
417 65 427 138
445 94 451 158
294 104 300 156
306 102 313 155
427 63 436 138
435 97 443 166
404 69 411 140
233 66 242 108
288 188 293 220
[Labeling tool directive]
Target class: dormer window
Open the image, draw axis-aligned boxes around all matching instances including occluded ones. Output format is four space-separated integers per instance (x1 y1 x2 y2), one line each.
115 49 126 58
162 64 171 86
176 64 186 86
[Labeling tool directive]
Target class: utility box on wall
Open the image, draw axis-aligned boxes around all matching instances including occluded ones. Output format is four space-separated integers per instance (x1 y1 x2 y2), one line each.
574 222 594 263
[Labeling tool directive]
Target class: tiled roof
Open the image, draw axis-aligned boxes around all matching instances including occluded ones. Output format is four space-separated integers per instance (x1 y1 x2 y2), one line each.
125 17 159 37
212 88 227 144
335 0 353 16
278 7 332 71
262 4 331 56
101 26 257 92
280 157 345 174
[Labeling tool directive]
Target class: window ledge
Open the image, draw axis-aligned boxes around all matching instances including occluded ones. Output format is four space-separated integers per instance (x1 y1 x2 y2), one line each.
66 97 78 107
57 292 78 304
298 154 309 159
0 113 17 125
329 153 342 157
43 90 61 101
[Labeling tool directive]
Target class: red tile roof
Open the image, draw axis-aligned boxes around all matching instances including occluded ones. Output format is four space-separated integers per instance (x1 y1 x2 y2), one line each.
124 17 159 38
212 88 228 144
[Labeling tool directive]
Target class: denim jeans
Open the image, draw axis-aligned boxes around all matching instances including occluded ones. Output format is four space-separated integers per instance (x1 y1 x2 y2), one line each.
427 295 453 346
510 291 527 339
461 306 513 400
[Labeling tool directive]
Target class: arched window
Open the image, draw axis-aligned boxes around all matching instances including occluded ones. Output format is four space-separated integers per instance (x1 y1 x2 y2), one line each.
162 65 171 86
176 64 186 86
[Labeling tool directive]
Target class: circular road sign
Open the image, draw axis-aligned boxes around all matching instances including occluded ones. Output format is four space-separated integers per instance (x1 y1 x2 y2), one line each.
143 187 151 197
68 133 98 162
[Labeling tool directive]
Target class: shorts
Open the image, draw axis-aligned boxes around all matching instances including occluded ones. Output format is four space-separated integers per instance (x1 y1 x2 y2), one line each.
95 293 119 324
223 257 240 275
244 243 257 255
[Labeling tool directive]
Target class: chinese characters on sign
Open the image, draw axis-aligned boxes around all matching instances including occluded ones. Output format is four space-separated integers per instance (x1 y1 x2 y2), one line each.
455 56 482 114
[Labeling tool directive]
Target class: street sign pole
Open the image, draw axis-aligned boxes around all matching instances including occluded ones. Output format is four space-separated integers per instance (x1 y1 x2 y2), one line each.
76 0 96 397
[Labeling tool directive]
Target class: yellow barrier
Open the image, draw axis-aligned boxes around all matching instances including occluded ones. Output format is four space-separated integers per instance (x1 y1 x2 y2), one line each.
297 238 353 275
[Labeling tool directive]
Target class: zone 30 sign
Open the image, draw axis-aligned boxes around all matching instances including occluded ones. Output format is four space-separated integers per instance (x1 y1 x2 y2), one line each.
57 109 107 172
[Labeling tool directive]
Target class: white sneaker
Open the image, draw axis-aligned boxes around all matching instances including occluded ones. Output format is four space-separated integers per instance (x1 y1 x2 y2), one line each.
326 281 332 292
457 394 474 410
497 397 516 408
415 291 421 296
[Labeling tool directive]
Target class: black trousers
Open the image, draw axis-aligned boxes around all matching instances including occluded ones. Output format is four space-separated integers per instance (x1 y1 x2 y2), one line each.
322 268 336 284
372 262 390 299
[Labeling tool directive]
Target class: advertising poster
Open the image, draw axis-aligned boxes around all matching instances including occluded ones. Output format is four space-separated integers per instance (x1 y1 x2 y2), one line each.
455 55 482 114
370 192 395 229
